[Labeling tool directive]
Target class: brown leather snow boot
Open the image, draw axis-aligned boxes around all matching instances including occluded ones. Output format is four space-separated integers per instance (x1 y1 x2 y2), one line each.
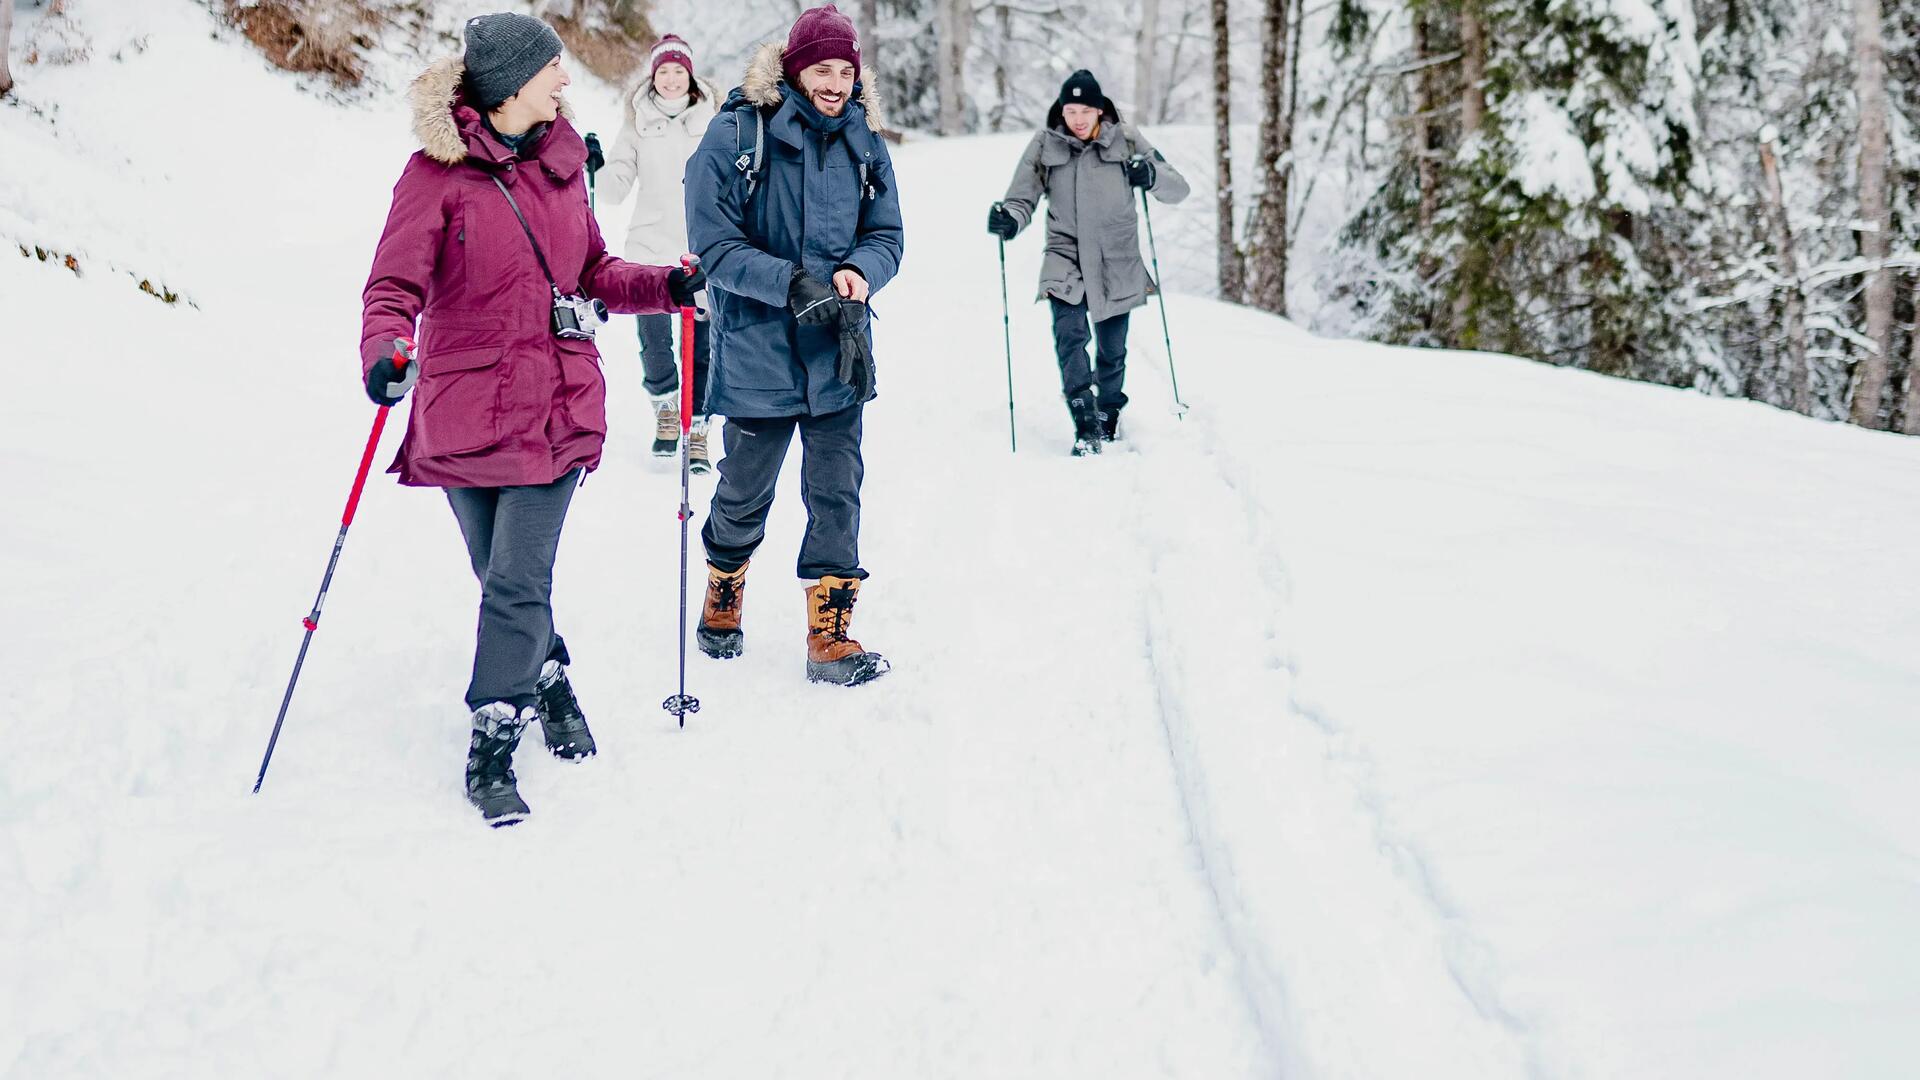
697 560 748 659
805 575 890 686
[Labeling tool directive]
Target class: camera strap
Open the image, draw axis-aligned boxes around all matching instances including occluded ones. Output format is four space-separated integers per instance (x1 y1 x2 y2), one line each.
490 174 563 297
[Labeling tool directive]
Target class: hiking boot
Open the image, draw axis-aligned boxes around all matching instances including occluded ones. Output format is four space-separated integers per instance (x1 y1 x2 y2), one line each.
651 392 679 456
465 702 534 826
1098 405 1121 441
1068 395 1102 457
535 660 596 761
805 575 890 687
688 416 712 474
698 560 748 659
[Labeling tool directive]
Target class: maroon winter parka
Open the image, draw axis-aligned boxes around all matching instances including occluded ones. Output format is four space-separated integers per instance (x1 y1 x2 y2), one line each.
360 57 678 488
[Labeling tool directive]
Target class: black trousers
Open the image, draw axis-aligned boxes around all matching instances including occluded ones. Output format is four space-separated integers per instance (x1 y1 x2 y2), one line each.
1050 297 1131 413
445 469 578 711
701 405 866 581
638 312 712 414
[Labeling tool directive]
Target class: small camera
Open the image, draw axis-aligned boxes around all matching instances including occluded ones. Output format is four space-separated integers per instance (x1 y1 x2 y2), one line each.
552 292 609 340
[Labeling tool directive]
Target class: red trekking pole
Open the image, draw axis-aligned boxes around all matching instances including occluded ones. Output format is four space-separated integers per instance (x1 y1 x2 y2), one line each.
663 255 702 728
254 338 414 792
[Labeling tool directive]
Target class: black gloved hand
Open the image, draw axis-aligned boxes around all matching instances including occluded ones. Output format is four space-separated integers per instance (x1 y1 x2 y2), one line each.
584 133 605 175
986 203 1018 240
667 263 706 307
364 339 418 407
835 298 876 400
1126 156 1156 190
789 271 840 325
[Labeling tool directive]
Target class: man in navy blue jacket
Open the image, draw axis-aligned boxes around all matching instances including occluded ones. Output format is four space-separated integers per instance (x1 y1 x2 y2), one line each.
684 5 904 688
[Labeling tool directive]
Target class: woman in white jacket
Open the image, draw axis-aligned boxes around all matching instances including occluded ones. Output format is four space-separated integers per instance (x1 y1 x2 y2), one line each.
596 35 722 467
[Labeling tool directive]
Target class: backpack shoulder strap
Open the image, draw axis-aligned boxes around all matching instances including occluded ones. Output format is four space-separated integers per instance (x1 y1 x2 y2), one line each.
732 103 766 199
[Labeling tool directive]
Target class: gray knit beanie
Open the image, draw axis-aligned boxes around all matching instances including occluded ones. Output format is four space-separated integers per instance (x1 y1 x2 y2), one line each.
463 13 564 109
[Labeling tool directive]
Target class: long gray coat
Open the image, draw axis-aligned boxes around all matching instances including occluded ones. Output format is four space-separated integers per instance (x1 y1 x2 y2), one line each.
999 122 1190 323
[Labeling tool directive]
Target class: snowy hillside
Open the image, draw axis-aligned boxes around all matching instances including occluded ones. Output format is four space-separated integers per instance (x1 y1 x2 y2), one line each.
5 5 1919 1079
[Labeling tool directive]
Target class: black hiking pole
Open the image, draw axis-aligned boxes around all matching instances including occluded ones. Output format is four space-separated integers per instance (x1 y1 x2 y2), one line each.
663 255 703 729
994 202 1017 452
584 132 603 213
255 338 414 793
1135 173 1189 418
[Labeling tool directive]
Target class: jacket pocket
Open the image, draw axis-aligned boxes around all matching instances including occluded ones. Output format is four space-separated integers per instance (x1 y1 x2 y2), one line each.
716 299 798 391
553 338 608 436
414 346 504 457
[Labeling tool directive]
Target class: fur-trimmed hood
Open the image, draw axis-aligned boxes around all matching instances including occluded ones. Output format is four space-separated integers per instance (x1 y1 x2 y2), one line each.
409 55 578 165
623 74 723 130
737 41 887 134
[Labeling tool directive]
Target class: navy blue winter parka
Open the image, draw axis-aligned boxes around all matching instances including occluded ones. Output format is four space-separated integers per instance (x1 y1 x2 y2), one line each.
684 43 905 418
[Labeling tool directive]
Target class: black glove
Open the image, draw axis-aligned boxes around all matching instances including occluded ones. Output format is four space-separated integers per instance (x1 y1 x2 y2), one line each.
986 203 1018 240
835 298 876 400
789 271 840 325
364 340 418 406
584 132 605 175
667 263 706 307
1126 156 1156 190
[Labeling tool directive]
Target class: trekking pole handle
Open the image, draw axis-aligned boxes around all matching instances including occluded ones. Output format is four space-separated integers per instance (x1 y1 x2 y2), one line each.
679 255 700 440
341 337 413 528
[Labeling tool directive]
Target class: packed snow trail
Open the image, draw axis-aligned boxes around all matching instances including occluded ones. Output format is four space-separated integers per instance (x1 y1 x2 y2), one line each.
7 6 1920 1078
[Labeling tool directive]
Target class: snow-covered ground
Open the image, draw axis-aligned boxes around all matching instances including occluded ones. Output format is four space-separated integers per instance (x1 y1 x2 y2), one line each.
5 5 1919 1078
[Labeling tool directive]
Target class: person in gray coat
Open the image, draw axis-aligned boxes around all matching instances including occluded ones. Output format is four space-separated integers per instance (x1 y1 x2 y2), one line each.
988 69 1190 455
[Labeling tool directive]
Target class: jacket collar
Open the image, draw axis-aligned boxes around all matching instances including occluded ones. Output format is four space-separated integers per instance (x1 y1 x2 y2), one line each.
409 55 584 178
1039 122 1131 167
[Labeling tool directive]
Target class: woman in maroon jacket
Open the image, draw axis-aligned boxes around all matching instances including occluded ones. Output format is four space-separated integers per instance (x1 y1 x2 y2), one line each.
361 13 702 826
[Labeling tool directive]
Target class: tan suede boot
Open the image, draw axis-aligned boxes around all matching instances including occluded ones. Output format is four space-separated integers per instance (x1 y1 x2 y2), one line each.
805 575 890 686
697 560 748 659
688 416 712 474
651 392 679 457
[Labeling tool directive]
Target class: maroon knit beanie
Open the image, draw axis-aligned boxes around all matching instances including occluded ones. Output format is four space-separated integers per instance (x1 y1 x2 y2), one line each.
650 34 694 82
782 5 861 86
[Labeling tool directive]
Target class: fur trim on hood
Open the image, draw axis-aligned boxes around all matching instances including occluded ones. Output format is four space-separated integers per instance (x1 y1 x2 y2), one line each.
410 55 577 165
739 41 887 134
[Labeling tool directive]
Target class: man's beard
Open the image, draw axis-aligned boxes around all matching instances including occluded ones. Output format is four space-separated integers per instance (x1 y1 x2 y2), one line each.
810 89 848 116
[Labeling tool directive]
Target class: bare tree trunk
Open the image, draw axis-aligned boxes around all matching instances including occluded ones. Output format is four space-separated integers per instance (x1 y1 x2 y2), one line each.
1851 0 1893 427
1135 0 1162 124
858 0 879 76
1413 11 1438 276
1 0 15 98
1459 3 1485 133
1213 0 1243 301
1759 136 1810 415
1452 2 1487 343
1244 0 1290 315
935 0 969 135
992 3 1011 131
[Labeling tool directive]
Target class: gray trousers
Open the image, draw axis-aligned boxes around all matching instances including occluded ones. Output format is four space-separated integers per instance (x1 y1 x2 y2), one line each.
446 469 579 711
638 313 712 413
701 405 866 580
1050 298 1131 413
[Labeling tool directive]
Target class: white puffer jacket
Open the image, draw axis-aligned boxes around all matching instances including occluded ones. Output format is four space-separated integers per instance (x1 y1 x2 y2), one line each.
596 77 721 265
